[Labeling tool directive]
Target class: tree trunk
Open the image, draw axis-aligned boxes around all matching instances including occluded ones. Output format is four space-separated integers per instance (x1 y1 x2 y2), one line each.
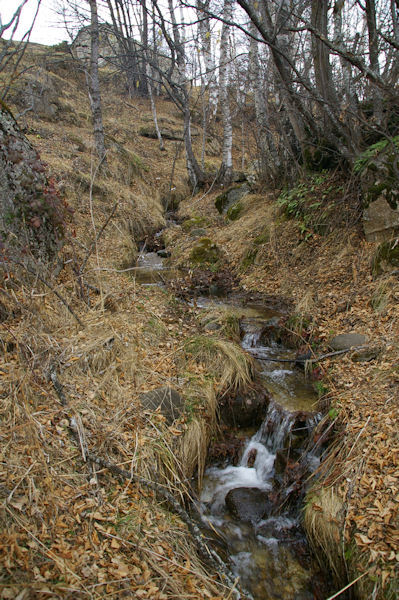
365 0 383 124
219 0 233 185
88 0 106 163
248 23 279 183
197 0 218 117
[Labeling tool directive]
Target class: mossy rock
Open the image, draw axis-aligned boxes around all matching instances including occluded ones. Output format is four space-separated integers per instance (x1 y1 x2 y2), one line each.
189 237 221 265
372 239 399 275
215 191 229 214
240 249 257 272
182 215 209 232
215 184 250 214
226 202 243 221
355 136 399 209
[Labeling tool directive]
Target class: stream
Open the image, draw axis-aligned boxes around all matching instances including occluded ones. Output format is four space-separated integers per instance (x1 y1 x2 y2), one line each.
133 247 332 600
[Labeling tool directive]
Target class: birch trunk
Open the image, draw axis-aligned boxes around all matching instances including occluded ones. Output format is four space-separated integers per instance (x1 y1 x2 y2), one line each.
197 0 218 117
142 0 164 150
219 0 233 185
88 0 106 163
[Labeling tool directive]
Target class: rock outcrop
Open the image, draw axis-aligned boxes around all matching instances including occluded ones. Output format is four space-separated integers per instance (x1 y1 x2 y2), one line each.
0 104 68 265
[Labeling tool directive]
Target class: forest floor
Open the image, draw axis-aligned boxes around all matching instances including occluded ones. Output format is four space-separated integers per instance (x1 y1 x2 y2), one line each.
0 43 397 600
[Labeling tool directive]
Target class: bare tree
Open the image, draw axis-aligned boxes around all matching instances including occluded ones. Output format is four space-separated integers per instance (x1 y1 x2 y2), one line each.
87 0 106 163
0 0 42 101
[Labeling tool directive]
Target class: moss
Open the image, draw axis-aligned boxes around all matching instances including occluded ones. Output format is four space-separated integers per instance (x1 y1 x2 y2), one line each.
240 249 257 272
182 215 209 232
355 136 399 209
372 239 399 275
189 237 221 265
215 192 229 214
226 202 242 221
253 231 270 245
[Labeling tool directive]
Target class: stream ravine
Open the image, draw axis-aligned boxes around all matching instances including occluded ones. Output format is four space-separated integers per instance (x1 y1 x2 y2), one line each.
134 246 332 600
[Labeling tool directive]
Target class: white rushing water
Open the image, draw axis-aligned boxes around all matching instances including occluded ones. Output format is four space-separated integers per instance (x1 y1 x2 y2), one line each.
199 319 324 600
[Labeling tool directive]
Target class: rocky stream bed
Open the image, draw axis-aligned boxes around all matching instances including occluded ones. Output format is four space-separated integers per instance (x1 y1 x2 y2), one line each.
134 241 336 600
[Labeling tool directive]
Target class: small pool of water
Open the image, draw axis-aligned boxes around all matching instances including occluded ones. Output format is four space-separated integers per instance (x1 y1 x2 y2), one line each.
130 252 180 284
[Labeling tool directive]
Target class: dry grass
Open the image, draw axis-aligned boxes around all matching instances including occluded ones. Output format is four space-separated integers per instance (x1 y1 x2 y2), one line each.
183 334 254 392
304 486 347 582
0 44 235 599
200 307 242 340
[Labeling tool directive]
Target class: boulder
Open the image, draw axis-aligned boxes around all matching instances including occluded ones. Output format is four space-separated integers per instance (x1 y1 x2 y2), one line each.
219 386 269 428
225 487 272 523
139 386 185 424
371 239 399 275
0 105 66 264
329 333 367 351
215 184 250 214
363 197 399 242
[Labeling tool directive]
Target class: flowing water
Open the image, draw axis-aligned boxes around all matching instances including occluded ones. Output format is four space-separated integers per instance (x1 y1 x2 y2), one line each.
199 311 327 599
130 251 179 284
134 248 330 599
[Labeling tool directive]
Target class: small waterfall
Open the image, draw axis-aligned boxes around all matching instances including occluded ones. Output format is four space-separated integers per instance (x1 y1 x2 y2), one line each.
240 319 263 349
254 401 296 452
198 312 330 599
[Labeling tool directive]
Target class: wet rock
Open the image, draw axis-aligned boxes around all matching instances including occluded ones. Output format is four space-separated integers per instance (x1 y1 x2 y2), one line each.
219 386 270 428
329 332 367 351
225 487 272 523
157 249 170 258
139 386 184 424
257 516 300 542
274 448 289 475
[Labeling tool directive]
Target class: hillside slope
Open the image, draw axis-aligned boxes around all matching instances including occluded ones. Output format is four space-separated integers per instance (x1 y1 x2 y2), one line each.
0 42 397 600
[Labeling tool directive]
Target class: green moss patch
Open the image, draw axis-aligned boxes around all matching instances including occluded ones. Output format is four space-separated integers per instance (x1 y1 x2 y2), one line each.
189 237 221 266
226 202 243 221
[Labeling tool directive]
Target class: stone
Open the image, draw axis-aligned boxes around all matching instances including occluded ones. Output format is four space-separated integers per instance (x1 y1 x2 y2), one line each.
372 239 399 275
225 487 272 523
203 321 221 332
157 249 170 258
219 386 269 428
329 333 367 351
189 228 208 239
215 184 250 214
363 197 399 242
189 238 221 265
139 386 185 424
257 517 299 541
